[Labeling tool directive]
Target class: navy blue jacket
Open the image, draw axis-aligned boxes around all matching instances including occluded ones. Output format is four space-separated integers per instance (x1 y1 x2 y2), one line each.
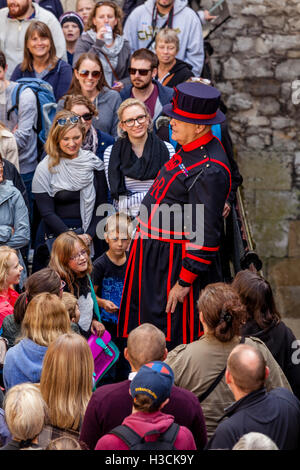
0 0 63 19
207 387 300 450
11 59 73 102
95 129 115 161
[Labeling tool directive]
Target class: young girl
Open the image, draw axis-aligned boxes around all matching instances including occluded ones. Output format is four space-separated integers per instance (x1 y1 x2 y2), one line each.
0 247 23 329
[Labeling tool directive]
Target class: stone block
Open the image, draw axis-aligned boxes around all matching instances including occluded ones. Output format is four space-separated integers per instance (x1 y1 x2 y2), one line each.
241 5 267 15
223 57 246 79
243 58 274 78
259 97 280 116
272 131 298 151
275 60 300 81
288 18 300 32
268 257 300 286
255 36 273 55
245 78 281 97
272 35 300 52
255 190 299 221
227 93 253 111
252 219 289 258
272 117 294 129
262 16 285 30
289 221 300 257
246 134 265 149
275 286 300 317
232 37 255 53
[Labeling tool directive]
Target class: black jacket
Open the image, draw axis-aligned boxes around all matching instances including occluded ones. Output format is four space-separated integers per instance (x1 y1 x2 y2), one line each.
156 58 194 89
242 320 300 400
207 387 300 450
3 158 29 209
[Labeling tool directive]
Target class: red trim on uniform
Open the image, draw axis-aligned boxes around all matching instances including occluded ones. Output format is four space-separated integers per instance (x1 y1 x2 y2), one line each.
137 217 190 236
210 158 232 200
117 236 136 337
182 244 187 344
182 131 214 152
122 236 138 337
179 266 198 284
187 244 220 251
189 287 194 343
166 242 174 342
138 235 143 326
139 227 188 244
186 253 212 265
173 106 217 121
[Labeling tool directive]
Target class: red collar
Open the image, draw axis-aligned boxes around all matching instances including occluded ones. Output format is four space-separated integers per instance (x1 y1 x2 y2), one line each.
182 131 214 152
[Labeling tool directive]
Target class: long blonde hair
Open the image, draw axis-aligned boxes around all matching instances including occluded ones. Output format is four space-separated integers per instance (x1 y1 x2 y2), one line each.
45 110 85 171
49 231 92 295
0 246 17 291
20 293 71 347
40 333 94 431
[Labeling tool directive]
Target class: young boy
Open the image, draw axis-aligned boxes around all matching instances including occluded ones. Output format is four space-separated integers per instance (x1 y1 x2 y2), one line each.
92 212 133 383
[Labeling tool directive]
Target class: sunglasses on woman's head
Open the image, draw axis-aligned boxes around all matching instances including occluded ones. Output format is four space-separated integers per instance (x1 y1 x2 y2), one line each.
56 116 80 126
78 69 101 79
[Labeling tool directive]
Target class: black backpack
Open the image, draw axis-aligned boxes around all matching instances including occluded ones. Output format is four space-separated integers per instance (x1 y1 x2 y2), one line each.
109 423 179 450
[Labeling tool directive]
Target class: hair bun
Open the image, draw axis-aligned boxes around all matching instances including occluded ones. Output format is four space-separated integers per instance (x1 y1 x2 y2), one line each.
220 309 233 325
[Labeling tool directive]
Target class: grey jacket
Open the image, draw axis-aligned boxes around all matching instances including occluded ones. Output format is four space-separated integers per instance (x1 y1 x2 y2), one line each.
73 31 131 87
0 179 30 287
57 87 121 137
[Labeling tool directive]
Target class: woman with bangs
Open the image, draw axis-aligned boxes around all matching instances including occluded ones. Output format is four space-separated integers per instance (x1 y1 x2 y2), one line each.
11 20 73 102
38 333 94 445
57 52 121 137
49 231 115 339
74 1 131 91
3 292 71 390
32 109 107 271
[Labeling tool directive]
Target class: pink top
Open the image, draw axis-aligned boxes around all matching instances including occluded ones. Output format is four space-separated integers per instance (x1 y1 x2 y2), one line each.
0 288 19 328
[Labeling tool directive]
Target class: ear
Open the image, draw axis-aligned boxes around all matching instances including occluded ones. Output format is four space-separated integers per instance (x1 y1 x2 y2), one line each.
196 124 206 135
124 347 129 362
162 348 168 361
158 397 169 410
74 68 80 81
151 67 158 79
199 311 204 323
265 366 270 381
225 368 232 386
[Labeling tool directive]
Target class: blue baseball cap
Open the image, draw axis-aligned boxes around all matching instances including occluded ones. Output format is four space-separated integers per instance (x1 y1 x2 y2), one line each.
130 361 174 406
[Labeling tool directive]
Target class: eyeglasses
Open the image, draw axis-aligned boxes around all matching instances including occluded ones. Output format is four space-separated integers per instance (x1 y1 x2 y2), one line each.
78 112 94 121
69 249 88 261
60 280 66 291
78 69 101 79
121 114 147 127
56 116 80 126
128 67 152 76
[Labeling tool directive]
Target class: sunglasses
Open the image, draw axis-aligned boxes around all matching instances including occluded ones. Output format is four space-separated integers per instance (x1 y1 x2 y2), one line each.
79 112 94 121
128 67 152 76
56 116 80 126
78 69 101 79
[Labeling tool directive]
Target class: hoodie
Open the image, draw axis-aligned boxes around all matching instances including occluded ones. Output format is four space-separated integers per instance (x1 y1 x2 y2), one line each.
3 337 48 390
95 410 196 450
124 0 204 76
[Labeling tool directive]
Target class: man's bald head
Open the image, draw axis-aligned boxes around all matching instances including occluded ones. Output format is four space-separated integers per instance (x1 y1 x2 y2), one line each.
227 344 267 394
126 323 167 370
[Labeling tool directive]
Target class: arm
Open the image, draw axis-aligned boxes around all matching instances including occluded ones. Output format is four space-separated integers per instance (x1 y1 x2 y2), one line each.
183 13 204 76
0 135 19 171
86 169 108 239
34 192 70 236
13 88 37 152
7 190 30 249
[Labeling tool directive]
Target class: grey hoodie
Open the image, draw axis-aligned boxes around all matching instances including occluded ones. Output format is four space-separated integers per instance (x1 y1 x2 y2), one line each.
124 0 204 76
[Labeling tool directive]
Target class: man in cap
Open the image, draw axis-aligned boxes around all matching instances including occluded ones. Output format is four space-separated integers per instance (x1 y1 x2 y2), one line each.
118 82 232 351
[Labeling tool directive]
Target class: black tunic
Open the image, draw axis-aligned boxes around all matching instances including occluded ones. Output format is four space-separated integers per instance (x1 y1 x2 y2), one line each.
118 131 231 350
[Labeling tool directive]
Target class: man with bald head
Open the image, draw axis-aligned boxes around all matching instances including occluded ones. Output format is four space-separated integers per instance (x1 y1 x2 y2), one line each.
207 344 300 450
80 323 207 450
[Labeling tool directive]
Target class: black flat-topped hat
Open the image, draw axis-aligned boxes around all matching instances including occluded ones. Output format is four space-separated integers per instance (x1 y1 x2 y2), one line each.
163 82 226 125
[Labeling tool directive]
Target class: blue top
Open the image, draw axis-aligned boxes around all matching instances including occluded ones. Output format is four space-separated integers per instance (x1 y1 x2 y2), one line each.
11 59 73 102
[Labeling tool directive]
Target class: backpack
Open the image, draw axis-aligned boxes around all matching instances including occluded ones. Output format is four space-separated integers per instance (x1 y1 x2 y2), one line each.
109 423 179 450
7 78 57 160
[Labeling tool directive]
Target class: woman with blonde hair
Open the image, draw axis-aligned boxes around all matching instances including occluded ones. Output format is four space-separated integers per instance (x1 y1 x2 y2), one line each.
74 0 131 90
11 20 73 101
32 109 107 271
165 282 292 439
38 333 94 445
49 231 114 338
0 383 47 450
0 246 23 328
3 292 71 390
103 97 174 218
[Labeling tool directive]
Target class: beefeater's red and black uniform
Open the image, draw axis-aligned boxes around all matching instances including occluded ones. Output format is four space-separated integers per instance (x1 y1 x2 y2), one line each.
117 130 231 350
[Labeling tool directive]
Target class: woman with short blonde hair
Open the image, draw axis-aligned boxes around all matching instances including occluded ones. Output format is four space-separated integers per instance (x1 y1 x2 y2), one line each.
103 98 174 218
40 333 94 433
3 292 71 390
2 383 48 450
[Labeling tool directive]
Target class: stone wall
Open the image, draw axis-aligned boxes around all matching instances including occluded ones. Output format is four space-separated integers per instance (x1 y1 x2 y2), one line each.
201 0 300 318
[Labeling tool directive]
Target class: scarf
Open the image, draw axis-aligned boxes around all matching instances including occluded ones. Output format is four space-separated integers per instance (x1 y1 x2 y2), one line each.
82 125 98 155
87 30 124 86
108 132 170 200
32 149 104 232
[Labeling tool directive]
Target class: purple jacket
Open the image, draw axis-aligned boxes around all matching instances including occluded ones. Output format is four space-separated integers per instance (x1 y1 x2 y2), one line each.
80 379 207 450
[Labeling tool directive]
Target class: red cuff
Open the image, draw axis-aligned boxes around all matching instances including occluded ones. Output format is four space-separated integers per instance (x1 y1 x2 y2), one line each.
179 266 198 284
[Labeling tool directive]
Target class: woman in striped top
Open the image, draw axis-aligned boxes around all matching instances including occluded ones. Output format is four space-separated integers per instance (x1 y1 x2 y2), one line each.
103 98 175 218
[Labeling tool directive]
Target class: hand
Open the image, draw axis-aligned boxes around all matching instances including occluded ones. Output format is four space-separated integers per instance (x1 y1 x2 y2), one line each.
96 26 107 41
222 202 231 218
204 9 218 21
91 320 106 337
12 124 18 133
11 227 15 235
165 281 190 314
78 233 92 246
101 299 119 313
112 81 124 92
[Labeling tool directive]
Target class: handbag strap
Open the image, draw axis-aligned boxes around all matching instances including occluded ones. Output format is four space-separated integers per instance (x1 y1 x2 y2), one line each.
88 274 102 322
199 336 246 403
101 51 119 82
